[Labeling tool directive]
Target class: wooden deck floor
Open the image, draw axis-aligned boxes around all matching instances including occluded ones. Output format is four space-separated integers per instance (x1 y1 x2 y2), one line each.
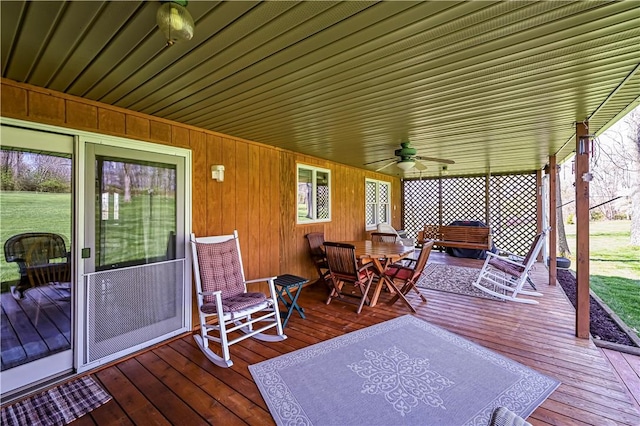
1 285 71 370
9 254 640 425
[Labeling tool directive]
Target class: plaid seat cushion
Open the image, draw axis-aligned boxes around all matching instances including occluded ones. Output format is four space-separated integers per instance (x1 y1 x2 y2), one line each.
489 257 524 278
200 292 267 314
195 239 246 303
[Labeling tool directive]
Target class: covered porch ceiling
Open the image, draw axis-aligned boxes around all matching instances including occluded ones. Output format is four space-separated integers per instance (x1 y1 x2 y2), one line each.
1 1 638 178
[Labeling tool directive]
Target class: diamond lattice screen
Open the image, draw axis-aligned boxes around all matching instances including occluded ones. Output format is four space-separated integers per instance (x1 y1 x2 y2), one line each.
403 173 538 254
317 185 330 219
403 179 439 239
379 183 390 224
489 173 538 255
441 177 486 225
365 181 376 226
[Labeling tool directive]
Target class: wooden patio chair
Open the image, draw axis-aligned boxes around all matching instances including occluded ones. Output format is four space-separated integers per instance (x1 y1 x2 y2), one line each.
371 232 398 243
323 242 375 314
190 231 286 368
384 241 433 308
472 231 547 304
304 232 330 286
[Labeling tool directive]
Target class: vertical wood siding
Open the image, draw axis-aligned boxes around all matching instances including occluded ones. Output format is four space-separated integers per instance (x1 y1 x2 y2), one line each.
1 78 401 327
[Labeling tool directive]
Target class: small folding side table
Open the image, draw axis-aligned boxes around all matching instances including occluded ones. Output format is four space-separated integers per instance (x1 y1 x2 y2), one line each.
274 274 309 327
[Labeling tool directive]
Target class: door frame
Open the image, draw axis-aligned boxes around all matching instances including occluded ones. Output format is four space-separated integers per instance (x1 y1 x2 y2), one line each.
0 117 192 381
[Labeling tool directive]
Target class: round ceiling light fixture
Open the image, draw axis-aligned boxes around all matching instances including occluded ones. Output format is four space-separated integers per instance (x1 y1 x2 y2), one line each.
156 1 194 46
396 159 416 171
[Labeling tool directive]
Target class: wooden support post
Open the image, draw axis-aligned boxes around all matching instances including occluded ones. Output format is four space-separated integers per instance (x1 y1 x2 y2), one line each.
485 172 491 225
438 177 443 226
575 122 590 338
536 170 543 262
549 155 557 286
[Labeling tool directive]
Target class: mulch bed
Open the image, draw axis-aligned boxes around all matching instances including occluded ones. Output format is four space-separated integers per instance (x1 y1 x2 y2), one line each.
557 269 635 346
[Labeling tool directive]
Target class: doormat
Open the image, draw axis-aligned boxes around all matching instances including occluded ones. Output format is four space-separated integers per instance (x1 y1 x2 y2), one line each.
249 315 559 425
1 376 111 426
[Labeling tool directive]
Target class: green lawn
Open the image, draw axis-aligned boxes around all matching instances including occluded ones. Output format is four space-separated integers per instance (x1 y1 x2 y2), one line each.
1 191 175 284
1 191 72 283
565 220 640 338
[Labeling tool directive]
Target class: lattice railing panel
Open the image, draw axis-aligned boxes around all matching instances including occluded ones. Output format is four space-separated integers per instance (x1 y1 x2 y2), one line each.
403 179 439 240
441 177 486 225
489 173 537 255
403 173 538 255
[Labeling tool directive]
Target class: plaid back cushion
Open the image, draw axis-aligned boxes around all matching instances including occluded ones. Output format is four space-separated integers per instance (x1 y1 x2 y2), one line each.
195 239 245 303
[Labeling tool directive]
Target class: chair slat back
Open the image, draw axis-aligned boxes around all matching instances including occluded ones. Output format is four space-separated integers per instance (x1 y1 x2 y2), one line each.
371 232 398 243
193 234 246 302
305 232 326 259
408 241 434 283
522 232 546 267
323 242 359 279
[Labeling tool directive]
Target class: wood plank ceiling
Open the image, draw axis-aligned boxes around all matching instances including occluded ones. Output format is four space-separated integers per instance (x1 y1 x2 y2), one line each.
1 1 639 177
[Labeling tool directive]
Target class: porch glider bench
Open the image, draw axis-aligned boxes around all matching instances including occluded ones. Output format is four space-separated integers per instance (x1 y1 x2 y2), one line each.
418 225 493 251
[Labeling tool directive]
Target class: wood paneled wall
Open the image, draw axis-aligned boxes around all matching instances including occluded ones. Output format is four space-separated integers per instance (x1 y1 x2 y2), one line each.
1 78 401 324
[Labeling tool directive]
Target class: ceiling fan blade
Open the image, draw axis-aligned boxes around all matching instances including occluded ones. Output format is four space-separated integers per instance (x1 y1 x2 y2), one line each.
415 155 455 164
414 160 428 171
375 160 397 172
363 157 395 165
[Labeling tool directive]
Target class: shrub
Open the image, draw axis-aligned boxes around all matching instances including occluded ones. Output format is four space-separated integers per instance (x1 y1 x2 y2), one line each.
566 213 574 225
39 178 70 193
1 169 15 190
590 210 605 221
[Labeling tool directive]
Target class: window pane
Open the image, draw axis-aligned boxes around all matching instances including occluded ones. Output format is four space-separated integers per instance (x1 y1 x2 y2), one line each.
96 157 176 270
317 172 330 219
379 204 389 224
298 168 313 221
380 183 389 204
366 204 376 225
366 181 376 204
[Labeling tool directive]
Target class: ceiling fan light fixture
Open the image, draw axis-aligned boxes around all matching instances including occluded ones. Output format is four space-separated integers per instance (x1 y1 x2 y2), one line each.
157 1 194 46
396 160 415 171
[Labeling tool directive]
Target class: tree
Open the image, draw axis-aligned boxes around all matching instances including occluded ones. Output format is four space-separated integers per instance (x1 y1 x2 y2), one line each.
556 167 571 256
594 107 640 246
629 110 640 246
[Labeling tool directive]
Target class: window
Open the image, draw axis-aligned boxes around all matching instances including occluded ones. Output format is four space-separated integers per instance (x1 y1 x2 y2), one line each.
297 164 331 223
365 179 391 229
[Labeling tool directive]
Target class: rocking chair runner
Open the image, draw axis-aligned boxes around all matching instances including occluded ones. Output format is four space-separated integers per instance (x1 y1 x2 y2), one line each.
190 231 286 368
473 231 547 304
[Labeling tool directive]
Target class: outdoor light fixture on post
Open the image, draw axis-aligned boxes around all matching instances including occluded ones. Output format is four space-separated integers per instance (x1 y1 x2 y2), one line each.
156 0 194 46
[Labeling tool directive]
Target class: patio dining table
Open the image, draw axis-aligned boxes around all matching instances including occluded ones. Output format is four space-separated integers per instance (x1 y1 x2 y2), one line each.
341 240 415 311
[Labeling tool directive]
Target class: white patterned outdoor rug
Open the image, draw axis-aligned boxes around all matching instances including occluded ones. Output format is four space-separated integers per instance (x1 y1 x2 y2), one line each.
418 263 502 300
250 315 559 426
1 376 111 426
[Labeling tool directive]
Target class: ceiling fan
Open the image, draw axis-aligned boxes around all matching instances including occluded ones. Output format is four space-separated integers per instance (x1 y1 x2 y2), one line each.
364 142 455 172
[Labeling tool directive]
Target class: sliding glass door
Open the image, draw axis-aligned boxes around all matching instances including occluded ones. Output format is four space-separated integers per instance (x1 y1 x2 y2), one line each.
0 125 74 396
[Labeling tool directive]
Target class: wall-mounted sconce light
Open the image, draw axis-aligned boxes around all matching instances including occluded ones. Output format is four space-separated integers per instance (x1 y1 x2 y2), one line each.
211 165 224 182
